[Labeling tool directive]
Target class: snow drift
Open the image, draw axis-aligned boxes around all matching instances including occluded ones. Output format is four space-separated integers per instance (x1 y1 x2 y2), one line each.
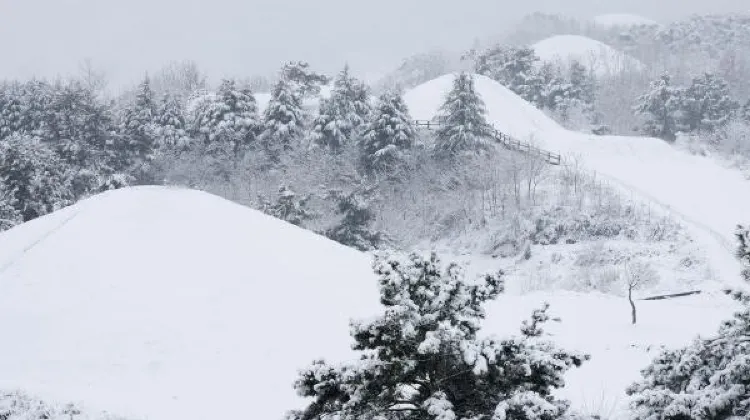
532 35 644 76
0 186 380 420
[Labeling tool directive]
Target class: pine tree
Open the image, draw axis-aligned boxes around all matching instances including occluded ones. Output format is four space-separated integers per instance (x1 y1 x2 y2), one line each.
474 45 545 106
627 229 750 420
280 61 329 100
262 185 313 227
192 79 259 155
434 73 494 158
360 91 415 174
289 251 587 420
259 78 305 160
155 93 190 150
0 134 73 222
682 72 737 133
633 72 684 141
120 76 157 168
325 187 382 251
310 65 370 151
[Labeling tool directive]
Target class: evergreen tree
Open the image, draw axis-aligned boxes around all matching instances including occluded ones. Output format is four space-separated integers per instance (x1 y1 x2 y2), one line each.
289 252 587 420
682 72 737 133
475 45 545 106
325 187 382 251
310 66 370 151
192 79 259 155
360 91 415 174
434 73 494 158
259 78 305 159
119 76 157 168
262 185 313 227
633 72 684 141
155 93 190 150
280 61 329 100
0 134 73 222
627 228 750 420
0 184 22 232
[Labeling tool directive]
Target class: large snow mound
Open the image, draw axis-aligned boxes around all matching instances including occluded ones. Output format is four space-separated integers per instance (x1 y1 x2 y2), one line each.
404 73 563 142
0 186 380 420
593 13 659 28
532 35 644 76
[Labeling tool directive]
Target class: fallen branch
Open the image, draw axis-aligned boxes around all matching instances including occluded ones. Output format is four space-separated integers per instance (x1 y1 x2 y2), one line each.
640 290 702 301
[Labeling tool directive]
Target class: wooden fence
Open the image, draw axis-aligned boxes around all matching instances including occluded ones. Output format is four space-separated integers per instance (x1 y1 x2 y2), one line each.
413 119 562 166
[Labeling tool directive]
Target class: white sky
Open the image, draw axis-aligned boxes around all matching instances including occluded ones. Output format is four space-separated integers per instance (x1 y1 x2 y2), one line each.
0 0 747 90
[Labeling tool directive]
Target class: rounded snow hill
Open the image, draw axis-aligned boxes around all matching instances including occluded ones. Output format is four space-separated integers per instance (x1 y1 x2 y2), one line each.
405 73 564 142
0 186 380 420
593 13 659 28
532 35 644 76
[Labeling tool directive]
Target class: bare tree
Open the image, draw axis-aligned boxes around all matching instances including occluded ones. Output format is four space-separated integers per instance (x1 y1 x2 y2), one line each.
623 261 659 324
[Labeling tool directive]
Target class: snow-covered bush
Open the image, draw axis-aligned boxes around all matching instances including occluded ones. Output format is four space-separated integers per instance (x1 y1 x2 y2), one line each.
0 391 127 420
288 252 588 420
324 187 383 251
260 185 314 227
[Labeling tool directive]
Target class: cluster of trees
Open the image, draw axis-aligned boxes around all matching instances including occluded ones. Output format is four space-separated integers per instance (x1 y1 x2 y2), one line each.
633 72 741 141
471 45 598 128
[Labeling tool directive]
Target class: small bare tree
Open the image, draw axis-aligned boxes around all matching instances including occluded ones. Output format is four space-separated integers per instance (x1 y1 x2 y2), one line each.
623 261 659 324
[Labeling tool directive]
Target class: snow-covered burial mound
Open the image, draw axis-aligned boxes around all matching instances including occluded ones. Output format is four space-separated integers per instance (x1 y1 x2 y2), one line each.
0 187 380 420
532 35 644 76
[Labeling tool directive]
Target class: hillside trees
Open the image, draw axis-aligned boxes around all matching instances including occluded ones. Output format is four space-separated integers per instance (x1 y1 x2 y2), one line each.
259 78 305 160
474 45 545 106
310 65 371 151
360 91 415 175
280 61 329 100
325 187 382 251
633 73 684 141
289 251 587 420
681 72 737 133
434 73 494 158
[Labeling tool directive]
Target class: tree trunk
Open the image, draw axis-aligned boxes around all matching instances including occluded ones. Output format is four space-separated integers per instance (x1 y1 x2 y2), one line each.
629 286 637 325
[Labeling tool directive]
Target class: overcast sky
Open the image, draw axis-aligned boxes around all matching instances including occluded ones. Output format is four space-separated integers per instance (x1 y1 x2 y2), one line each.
0 0 747 91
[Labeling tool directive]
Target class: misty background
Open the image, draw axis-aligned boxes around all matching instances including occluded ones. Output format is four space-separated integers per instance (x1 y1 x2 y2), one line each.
0 0 747 90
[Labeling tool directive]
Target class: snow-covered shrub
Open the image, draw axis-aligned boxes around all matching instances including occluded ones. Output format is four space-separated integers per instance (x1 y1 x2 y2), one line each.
0 391 127 420
288 252 588 420
260 185 314 227
324 187 383 251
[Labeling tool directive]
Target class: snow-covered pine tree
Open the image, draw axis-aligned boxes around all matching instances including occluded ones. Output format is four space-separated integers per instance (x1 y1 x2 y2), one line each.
263 185 313 226
192 79 259 156
434 73 494 158
259 78 305 160
309 65 370 151
119 76 157 168
325 187 382 251
0 134 73 222
280 61 329 100
474 45 545 107
682 72 737 133
736 225 750 282
155 92 190 151
633 72 684 141
360 90 415 174
627 229 750 420
289 251 587 420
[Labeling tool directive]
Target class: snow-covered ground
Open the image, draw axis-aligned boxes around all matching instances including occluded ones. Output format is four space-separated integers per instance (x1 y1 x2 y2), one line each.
0 187 381 420
593 13 659 28
531 35 644 76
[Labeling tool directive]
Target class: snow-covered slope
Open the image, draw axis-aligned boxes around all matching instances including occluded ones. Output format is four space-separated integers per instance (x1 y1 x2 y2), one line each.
593 13 658 28
532 35 644 76
405 74 748 286
0 187 380 420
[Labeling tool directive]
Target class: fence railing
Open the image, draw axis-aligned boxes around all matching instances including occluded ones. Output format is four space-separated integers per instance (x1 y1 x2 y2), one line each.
412 119 562 165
